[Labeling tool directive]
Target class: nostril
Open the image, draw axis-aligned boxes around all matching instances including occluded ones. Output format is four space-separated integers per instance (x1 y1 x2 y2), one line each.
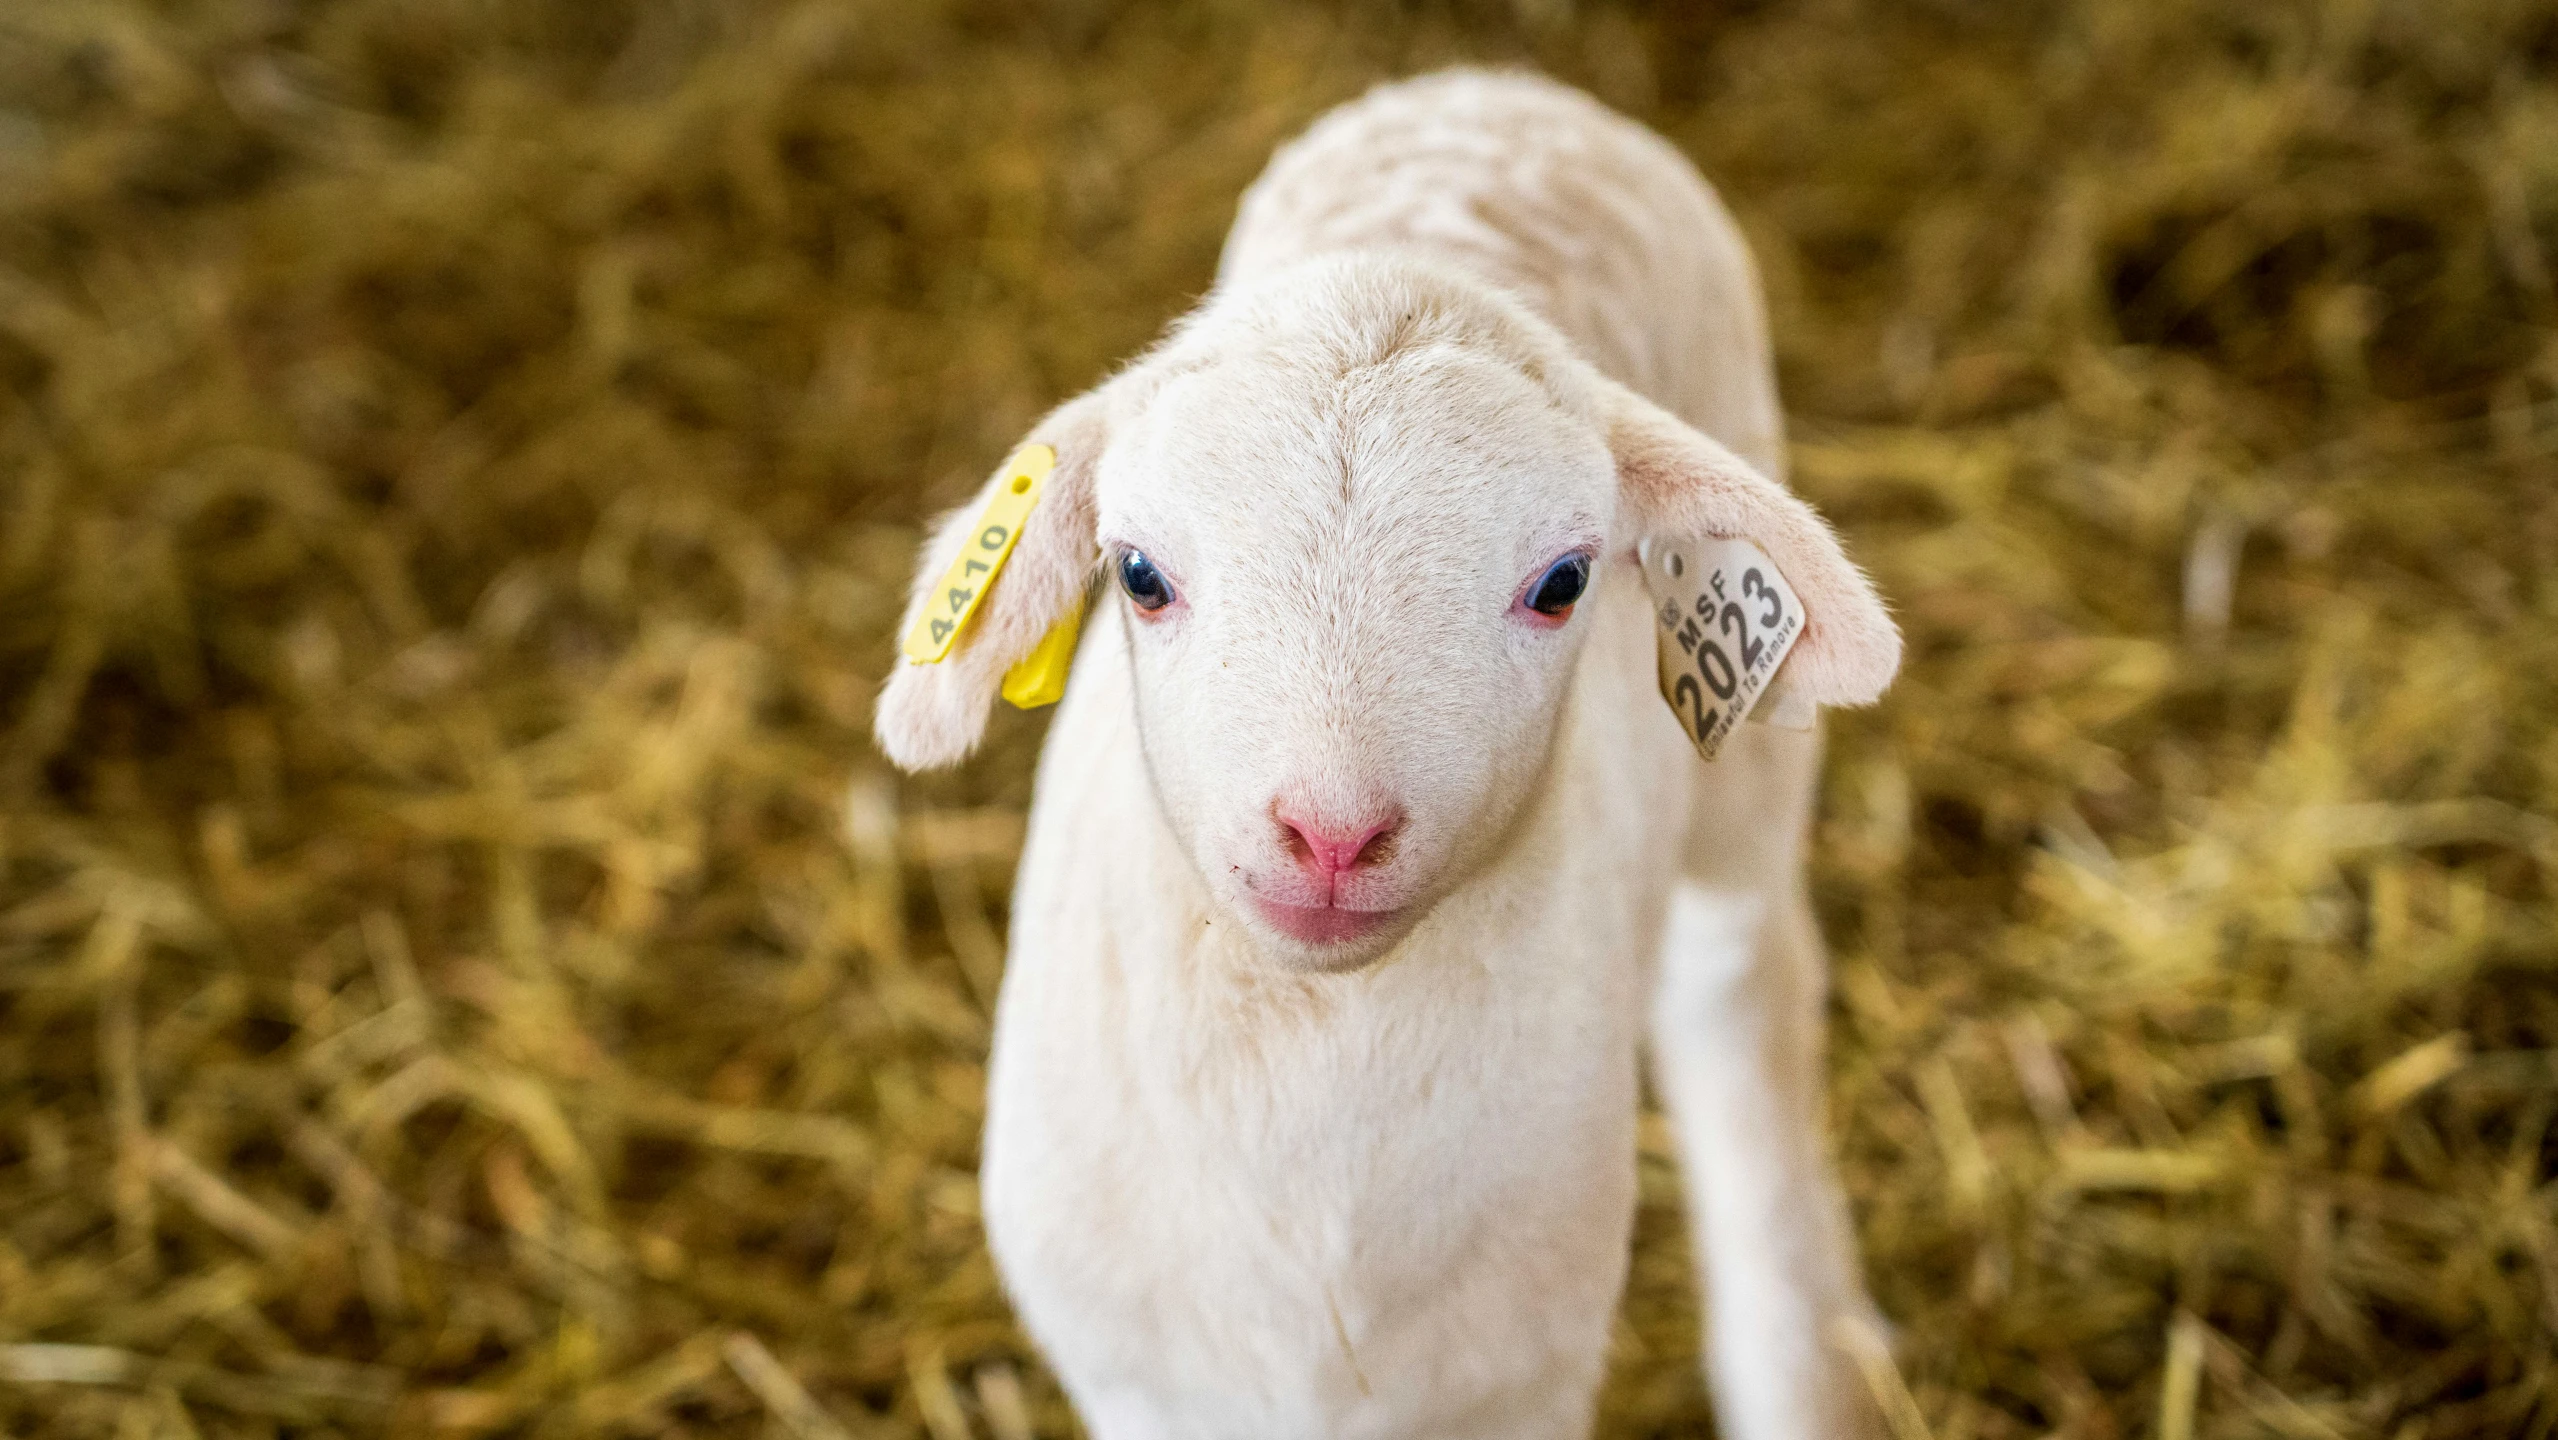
1281 822 1314 867
1275 808 1403 877
1352 825 1395 869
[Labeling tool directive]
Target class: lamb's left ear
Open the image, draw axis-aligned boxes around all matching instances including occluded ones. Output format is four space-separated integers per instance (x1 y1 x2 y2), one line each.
874 388 1112 771
1601 378 1901 707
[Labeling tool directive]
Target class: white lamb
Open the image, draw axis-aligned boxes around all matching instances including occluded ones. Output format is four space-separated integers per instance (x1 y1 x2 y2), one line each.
875 70 1902 1440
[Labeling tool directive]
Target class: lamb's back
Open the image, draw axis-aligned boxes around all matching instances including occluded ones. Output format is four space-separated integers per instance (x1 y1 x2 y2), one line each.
1219 70 1784 477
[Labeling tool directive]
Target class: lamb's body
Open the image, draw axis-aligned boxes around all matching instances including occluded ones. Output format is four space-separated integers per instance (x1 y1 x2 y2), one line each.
976 73 1879 1440
1219 73 1785 480
961 70 1882 1440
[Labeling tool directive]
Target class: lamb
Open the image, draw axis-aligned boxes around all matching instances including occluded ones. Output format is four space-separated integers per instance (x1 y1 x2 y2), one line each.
874 70 1901 1440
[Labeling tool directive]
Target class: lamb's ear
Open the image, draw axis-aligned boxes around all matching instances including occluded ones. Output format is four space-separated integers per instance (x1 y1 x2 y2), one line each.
874 389 1111 771
1602 378 1901 707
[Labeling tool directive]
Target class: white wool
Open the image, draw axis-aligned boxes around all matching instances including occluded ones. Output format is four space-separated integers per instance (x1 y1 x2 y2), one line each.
876 69 1896 1440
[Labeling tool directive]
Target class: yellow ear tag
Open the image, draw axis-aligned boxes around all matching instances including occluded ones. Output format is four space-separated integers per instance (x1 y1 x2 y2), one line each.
901 443 1056 664
1000 592 1085 709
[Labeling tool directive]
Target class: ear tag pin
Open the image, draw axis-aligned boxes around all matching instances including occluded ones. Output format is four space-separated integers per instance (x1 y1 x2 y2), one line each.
1637 535 1810 761
902 443 1056 665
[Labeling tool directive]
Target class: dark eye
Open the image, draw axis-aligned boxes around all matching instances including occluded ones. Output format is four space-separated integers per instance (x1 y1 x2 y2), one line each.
1118 549 1175 612
1525 554 1590 617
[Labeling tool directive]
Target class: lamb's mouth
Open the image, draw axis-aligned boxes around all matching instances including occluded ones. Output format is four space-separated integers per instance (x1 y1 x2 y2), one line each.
1250 897 1400 947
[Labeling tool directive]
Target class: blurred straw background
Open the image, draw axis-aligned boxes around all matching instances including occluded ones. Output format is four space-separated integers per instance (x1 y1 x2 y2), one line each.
1 1 2553 1436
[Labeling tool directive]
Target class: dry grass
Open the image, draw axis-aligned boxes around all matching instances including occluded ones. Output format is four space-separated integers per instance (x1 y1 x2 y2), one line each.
1 1 2554 1436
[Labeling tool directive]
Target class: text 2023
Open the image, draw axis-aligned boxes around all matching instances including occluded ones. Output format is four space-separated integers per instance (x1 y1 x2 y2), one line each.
1662 564 1792 745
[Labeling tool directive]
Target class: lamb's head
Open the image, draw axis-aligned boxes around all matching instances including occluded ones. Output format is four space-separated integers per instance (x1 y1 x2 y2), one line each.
877 256 1898 971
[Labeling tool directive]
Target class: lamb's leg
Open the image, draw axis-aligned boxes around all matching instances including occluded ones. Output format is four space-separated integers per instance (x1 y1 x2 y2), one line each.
1651 731 1882 1440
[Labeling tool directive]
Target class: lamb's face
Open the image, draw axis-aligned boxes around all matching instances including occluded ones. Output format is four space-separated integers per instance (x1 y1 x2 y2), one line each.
1095 344 1617 971
874 269 1896 937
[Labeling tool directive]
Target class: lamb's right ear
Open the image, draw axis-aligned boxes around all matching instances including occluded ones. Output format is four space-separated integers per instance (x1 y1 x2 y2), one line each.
874 389 1112 771
1602 378 1901 707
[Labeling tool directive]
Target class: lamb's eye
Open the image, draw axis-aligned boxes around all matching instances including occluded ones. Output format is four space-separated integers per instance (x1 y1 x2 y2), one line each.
1525 554 1590 617
1118 549 1175 612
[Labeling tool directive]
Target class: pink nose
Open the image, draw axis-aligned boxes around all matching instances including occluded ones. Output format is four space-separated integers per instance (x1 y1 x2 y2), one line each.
1276 807 1402 878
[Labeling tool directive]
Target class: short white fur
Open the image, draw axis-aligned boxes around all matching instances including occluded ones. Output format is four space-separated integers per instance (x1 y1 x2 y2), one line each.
875 70 1898 1440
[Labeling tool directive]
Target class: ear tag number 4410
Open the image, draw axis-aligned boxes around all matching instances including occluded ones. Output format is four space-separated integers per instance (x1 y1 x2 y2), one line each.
898 442 1082 711
902 443 1054 665
1638 536 1812 761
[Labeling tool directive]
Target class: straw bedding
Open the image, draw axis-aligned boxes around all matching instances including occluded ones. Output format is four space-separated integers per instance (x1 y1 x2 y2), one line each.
1 1 2552 1435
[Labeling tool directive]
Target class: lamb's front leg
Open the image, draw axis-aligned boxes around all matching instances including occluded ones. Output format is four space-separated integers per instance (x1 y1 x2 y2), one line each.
1651 879 1884 1440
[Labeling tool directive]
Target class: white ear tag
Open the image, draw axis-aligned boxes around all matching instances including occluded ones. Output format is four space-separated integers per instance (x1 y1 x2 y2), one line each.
1638 536 1810 760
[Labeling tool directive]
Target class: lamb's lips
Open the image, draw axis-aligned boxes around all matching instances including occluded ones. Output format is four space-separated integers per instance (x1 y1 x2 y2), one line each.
1251 897 1398 945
